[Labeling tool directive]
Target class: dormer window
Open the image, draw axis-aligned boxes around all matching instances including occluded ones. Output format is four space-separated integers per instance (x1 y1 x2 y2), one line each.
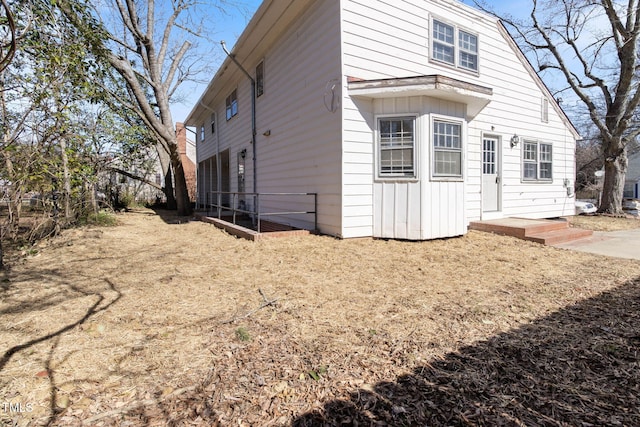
431 19 478 73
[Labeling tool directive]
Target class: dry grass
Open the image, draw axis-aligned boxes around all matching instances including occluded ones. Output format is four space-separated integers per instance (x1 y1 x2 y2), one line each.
1 208 640 426
567 213 640 231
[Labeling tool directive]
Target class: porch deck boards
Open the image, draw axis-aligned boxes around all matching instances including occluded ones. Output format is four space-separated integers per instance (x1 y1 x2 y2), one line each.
469 217 593 245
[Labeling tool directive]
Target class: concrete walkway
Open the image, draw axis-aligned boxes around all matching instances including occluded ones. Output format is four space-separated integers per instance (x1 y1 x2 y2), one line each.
553 228 640 260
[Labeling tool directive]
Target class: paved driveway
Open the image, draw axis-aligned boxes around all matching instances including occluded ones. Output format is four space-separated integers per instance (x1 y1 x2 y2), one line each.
554 228 640 260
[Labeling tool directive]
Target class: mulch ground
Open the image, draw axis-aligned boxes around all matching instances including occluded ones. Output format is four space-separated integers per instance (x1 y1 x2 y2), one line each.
1 209 640 426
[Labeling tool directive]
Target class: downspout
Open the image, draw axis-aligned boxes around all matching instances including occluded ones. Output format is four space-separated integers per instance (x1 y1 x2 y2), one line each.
221 41 257 198
198 101 221 214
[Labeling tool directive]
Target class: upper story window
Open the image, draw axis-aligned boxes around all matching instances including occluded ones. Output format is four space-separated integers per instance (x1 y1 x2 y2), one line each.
523 140 553 181
199 125 205 142
256 61 264 97
431 19 478 73
433 119 463 178
378 116 416 178
210 113 216 134
226 89 238 120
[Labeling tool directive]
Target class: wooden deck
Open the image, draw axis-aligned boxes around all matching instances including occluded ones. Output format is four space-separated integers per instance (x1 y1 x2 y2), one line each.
468 217 593 245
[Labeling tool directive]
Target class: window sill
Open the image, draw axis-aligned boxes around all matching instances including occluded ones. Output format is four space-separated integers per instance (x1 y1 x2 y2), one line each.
521 179 553 184
375 176 419 183
429 58 480 77
431 176 464 182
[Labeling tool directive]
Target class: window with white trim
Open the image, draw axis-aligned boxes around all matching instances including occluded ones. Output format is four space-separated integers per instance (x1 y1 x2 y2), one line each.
378 117 416 178
523 140 552 181
199 125 205 142
431 19 478 72
433 119 463 177
226 89 238 120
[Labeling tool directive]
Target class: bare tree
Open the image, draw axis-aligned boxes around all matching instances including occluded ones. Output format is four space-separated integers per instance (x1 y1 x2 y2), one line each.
476 0 640 214
59 0 223 215
0 0 17 72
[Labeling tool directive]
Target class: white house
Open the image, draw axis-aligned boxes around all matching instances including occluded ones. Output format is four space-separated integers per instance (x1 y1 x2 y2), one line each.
185 0 579 240
625 151 640 199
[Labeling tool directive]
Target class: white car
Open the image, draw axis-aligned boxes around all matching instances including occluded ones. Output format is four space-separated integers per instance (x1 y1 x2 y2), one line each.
575 201 597 215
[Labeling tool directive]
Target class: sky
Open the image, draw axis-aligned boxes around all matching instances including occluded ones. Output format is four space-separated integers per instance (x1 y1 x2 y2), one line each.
170 0 535 123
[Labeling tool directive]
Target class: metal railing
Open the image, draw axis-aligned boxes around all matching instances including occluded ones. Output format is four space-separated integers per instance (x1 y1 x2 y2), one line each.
201 191 317 233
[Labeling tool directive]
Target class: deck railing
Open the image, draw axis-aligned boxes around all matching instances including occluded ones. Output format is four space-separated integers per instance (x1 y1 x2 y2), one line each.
200 191 317 233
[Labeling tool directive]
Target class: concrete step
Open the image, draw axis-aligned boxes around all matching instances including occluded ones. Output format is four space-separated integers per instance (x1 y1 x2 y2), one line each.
524 228 594 245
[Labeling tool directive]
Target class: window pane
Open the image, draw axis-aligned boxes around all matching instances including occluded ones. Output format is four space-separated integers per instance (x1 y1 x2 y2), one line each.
523 142 537 161
433 20 454 44
483 139 496 175
256 62 264 97
540 144 552 162
434 151 461 176
433 42 454 64
433 120 462 177
540 162 552 179
433 20 455 64
379 117 415 177
459 31 477 53
434 121 461 148
523 163 537 180
459 51 478 71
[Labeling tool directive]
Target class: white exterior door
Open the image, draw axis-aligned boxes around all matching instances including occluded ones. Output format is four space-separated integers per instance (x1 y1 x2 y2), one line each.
482 136 501 213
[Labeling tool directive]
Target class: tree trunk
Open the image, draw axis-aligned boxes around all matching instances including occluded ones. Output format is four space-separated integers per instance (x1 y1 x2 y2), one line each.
60 137 73 221
3 152 21 238
172 154 191 216
599 144 628 215
164 165 176 210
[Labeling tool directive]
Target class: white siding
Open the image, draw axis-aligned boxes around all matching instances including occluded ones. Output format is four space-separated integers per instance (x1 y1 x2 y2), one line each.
252 0 342 234
341 0 577 238
194 0 343 235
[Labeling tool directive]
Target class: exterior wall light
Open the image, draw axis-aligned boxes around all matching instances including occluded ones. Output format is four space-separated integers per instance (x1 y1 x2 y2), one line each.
510 134 520 148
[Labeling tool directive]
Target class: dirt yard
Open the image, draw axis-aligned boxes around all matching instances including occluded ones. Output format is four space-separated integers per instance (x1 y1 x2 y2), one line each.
1 209 640 426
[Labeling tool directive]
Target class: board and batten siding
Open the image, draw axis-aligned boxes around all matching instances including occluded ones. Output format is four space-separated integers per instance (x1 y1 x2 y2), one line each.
340 0 576 239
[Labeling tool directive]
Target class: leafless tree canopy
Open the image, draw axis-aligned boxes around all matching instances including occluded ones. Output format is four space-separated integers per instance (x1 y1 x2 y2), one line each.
476 0 640 213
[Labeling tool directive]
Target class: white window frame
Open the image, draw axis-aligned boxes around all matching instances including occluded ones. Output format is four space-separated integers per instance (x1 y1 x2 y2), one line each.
226 89 238 120
431 17 479 73
522 140 553 182
199 125 205 143
432 116 464 180
376 115 418 180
